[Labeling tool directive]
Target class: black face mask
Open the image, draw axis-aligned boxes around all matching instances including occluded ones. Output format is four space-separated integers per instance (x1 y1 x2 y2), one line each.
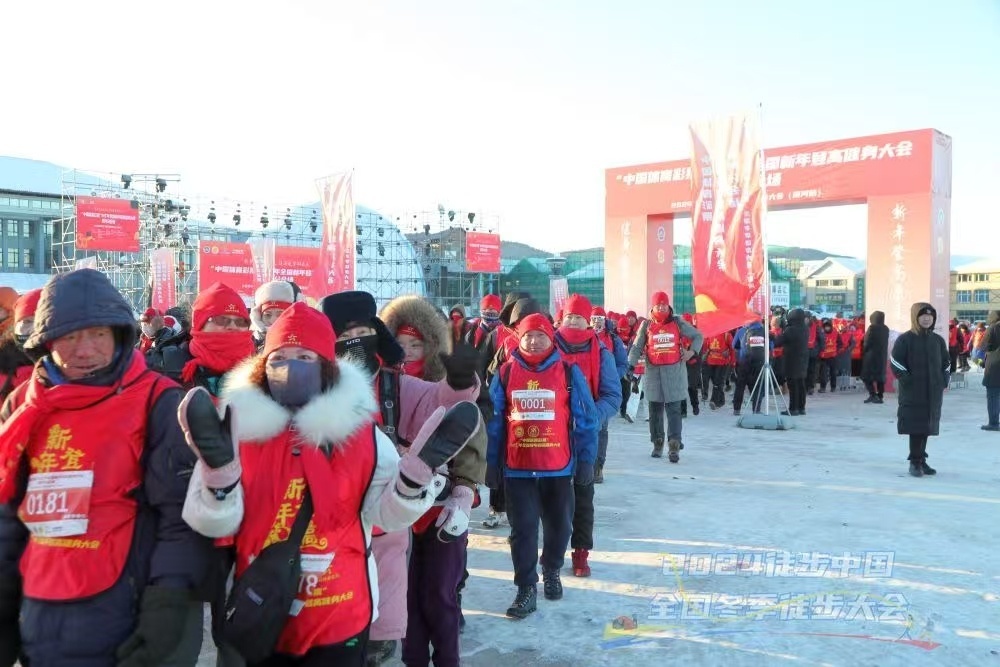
335 335 380 375
266 359 323 409
14 333 29 348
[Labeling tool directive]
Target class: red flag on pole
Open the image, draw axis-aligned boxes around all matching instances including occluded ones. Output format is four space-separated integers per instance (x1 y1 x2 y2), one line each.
309 172 355 298
688 114 765 337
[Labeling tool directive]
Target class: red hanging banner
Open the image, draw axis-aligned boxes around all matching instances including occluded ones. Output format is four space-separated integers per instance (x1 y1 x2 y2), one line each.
198 241 322 303
75 197 141 252
465 232 501 273
688 114 765 337
149 248 176 313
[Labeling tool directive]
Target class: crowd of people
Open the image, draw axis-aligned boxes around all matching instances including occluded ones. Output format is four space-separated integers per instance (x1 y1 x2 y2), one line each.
0 273 998 666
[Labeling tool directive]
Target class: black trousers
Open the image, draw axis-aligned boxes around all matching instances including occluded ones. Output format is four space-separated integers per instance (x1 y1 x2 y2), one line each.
620 377 631 415
908 434 929 461
706 364 728 406
949 348 959 374
818 358 838 390
251 630 369 666
806 355 819 390
505 476 574 586
787 378 807 413
571 479 595 551
733 362 764 412
864 380 885 399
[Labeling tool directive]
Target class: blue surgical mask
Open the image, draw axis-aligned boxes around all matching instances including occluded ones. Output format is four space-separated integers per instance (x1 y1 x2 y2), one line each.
266 359 322 408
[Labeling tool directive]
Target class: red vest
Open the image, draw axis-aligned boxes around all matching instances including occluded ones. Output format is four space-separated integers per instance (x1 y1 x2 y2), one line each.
770 328 784 358
819 332 839 359
645 320 683 366
17 364 171 601
555 332 602 398
704 333 732 366
0 365 32 402
807 322 819 349
236 427 377 655
948 326 958 347
851 328 864 360
503 359 571 472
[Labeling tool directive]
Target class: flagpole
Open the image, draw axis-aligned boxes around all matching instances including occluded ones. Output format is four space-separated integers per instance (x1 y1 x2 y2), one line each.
758 102 772 415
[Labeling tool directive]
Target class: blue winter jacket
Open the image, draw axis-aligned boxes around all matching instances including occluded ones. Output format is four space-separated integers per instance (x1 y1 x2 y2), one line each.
734 322 772 365
553 332 622 424
605 322 630 379
487 349 599 478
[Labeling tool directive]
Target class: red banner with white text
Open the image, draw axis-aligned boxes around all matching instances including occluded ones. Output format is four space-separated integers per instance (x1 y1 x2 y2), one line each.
688 114 764 337
75 197 141 252
150 248 176 313
198 241 322 304
465 232 501 272
309 172 355 297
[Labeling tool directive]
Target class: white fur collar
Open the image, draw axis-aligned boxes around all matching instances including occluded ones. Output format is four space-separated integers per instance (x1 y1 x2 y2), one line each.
221 357 377 447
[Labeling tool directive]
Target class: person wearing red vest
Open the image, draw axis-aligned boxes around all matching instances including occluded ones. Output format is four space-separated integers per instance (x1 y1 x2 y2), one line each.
464 294 502 351
180 302 480 665
0 269 213 667
805 315 825 395
850 317 865 378
947 319 962 375
315 290 481 664
627 292 702 461
817 319 841 393
556 295 621 578
616 315 636 419
0 289 39 404
679 313 703 416
486 313 598 620
769 315 786 392
701 331 733 410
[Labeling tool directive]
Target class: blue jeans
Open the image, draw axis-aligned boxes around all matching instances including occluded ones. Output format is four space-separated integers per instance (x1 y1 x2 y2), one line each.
987 386 1000 427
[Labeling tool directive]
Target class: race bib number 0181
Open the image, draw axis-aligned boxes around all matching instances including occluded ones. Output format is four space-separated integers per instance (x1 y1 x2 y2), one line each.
510 389 556 421
22 470 94 538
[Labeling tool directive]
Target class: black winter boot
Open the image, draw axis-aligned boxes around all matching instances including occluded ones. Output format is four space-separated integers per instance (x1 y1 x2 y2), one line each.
458 592 466 633
908 460 924 477
506 585 537 619
543 568 563 600
921 460 936 475
366 640 397 665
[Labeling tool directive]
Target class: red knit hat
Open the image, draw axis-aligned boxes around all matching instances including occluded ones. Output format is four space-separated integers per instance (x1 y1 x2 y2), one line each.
192 283 250 331
617 316 630 332
263 302 336 361
591 306 607 318
564 294 592 320
651 291 670 307
140 307 160 322
13 289 42 323
516 313 555 340
480 294 502 311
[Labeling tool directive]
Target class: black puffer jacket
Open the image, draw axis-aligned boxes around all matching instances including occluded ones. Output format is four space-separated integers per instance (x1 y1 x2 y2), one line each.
982 311 1000 389
775 308 809 379
890 303 949 435
0 337 31 403
860 311 890 383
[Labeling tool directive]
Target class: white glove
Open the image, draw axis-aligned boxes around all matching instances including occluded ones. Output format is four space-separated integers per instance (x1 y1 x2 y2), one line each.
435 485 474 543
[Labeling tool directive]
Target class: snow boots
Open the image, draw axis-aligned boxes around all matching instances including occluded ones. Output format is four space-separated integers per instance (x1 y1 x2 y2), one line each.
667 439 681 463
366 640 397 665
908 458 937 477
543 568 563 600
572 548 591 577
506 584 537 619
651 438 664 458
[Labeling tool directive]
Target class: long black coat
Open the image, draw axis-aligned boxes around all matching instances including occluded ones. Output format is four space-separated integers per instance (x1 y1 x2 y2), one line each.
983 312 1000 389
860 311 890 383
775 309 809 379
890 303 949 435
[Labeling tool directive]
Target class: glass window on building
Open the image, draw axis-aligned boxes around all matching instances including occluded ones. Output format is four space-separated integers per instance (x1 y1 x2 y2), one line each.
973 289 989 303
5 220 16 236
831 279 846 287
958 274 971 282
23 248 34 270
6 247 19 269
956 290 972 303
975 273 989 282
22 220 32 237
816 279 829 287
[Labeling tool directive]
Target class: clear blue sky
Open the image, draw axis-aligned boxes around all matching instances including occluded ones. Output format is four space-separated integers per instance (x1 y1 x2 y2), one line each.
2 1 997 258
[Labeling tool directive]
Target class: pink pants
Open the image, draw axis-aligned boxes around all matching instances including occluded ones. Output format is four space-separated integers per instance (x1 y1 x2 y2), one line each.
369 528 410 641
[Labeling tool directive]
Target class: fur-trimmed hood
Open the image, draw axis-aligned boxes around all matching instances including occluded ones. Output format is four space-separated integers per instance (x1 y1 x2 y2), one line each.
379 295 452 382
220 357 377 448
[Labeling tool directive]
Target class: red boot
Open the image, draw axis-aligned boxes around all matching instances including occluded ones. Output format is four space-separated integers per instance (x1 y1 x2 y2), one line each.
572 548 591 577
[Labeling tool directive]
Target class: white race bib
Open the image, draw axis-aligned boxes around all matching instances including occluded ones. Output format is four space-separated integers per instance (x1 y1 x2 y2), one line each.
22 470 94 537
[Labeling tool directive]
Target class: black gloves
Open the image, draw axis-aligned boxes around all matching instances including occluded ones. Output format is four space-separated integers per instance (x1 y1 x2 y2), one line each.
441 344 480 390
178 388 235 470
418 402 481 471
0 577 20 667
116 586 193 667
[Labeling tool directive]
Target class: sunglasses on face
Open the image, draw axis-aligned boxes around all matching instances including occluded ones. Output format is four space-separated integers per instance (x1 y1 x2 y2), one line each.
207 315 250 329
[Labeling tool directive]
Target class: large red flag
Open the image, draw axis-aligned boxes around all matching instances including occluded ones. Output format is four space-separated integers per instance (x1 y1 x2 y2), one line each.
688 115 765 337
309 172 355 298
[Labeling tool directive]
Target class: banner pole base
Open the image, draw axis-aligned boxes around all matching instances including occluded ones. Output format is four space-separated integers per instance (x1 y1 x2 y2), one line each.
736 363 795 431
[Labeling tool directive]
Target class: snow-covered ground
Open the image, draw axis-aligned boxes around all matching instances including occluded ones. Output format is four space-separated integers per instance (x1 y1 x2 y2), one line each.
199 375 1000 666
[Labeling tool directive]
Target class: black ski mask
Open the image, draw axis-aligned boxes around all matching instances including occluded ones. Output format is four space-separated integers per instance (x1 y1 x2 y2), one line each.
335 335 381 375
266 359 322 408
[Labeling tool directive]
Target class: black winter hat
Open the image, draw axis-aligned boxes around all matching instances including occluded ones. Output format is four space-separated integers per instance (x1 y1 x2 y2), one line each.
317 290 405 366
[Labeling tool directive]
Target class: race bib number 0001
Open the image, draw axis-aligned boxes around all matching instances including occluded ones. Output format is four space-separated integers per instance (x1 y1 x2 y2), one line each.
510 389 556 421
22 470 94 538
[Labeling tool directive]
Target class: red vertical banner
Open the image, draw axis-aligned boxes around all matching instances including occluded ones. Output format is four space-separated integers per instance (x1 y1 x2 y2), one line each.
309 172 355 298
688 114 765 337
550 277 569 318
150 248 176 313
